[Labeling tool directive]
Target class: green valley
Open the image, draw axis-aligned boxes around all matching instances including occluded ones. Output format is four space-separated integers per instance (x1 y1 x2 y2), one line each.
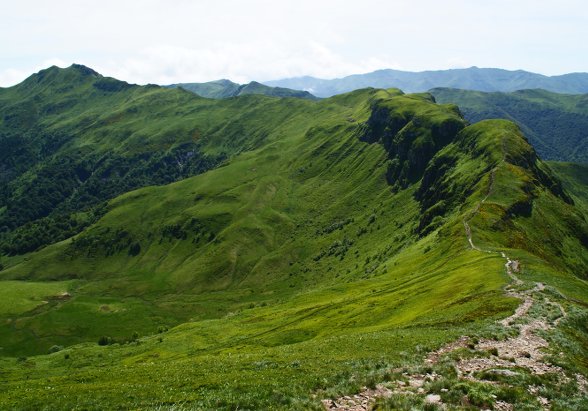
0 66 587 410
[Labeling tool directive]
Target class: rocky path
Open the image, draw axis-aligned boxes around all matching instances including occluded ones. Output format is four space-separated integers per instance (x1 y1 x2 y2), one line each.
322 165 583 410
322 257 567 410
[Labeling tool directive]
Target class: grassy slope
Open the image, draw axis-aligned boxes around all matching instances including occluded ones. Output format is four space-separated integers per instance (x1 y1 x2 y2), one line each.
0 65 322 255
431 87 588 163
1 88 499 355
0 78 586 408
548 162 588 214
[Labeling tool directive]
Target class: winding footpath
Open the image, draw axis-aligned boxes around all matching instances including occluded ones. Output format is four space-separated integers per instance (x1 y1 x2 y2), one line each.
322 165 585 410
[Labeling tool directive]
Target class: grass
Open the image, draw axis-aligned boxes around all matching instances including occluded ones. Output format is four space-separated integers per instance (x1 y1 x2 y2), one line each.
548 161 588 215
0 67 587 408
0 280 73 315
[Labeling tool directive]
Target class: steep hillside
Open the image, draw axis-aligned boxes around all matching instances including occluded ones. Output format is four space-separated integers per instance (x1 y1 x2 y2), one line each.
265 67 588 97
168 79 316 99
1 87 478 355
548 162 588 215
0 68 587 409
0 65 319 255
431 88 588 163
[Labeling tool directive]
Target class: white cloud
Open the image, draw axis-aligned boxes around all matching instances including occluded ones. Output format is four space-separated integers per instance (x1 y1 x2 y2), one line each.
87 43 402 85
1 0 587 86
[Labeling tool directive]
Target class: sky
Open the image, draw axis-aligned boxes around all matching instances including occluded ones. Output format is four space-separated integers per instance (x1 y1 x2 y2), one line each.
1 0 587 87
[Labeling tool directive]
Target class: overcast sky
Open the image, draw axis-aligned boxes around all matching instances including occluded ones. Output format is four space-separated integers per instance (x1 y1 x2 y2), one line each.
1 0 586 86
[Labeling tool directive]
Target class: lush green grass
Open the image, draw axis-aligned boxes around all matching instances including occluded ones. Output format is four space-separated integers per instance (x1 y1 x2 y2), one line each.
0 87 526 358
0 280 73 316
0 64 320 254
0 247 514 408
0 67 587 408
548 161 588 215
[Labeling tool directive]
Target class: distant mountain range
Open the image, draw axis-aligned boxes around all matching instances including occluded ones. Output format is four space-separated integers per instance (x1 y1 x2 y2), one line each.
264 67 588 97
167 79 317 99
431 88 588 163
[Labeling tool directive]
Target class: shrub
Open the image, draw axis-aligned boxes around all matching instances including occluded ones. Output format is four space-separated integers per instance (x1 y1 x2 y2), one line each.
128 242 141 256
496 386 526 403
376 393 424 409
48 345 63 354
98 336 112 346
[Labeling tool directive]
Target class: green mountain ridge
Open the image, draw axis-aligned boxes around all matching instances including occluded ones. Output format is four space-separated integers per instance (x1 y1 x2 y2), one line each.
0 65 587 409
431 87 588 163
168 79 317 99
0 64 318 255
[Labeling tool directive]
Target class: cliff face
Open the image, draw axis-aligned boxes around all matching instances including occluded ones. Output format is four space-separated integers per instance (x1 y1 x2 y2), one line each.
359 92 465 190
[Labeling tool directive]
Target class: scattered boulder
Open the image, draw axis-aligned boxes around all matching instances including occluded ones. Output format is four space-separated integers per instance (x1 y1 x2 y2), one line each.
425 394 441 404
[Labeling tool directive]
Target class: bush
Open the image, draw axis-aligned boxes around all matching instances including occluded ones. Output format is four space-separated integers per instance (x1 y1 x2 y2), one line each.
48 345 63 354
98 336 112 346
376 393 424 409
496 386 526 403
128 242 141 256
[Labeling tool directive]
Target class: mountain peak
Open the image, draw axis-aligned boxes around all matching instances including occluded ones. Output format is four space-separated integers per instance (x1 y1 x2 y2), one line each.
20 63 101 90
69 63 100 77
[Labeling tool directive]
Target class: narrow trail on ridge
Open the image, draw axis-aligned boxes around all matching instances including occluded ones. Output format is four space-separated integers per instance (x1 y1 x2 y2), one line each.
322 155 582 410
